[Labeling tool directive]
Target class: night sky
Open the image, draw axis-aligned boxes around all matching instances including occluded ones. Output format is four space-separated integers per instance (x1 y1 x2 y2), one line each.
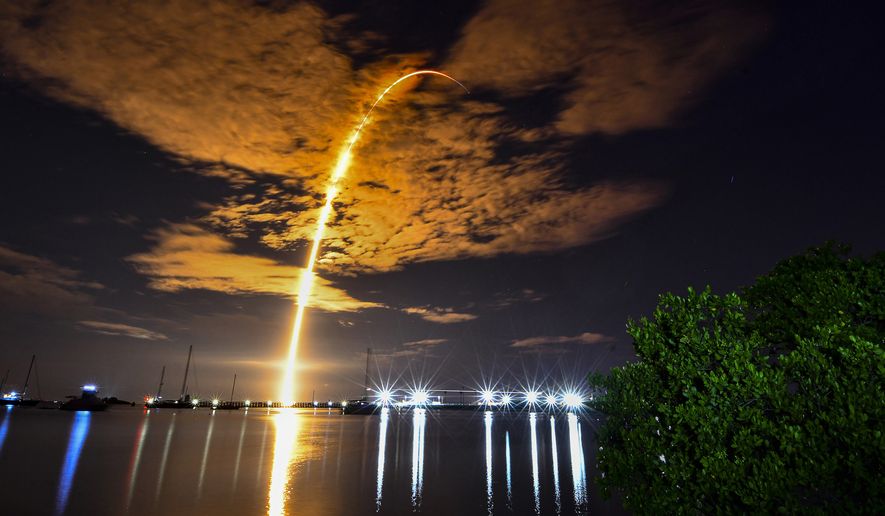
0 1 882 402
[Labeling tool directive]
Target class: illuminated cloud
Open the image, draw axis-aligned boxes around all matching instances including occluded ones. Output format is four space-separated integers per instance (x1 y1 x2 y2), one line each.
403 307 477 324
510 332 614 349
126 224 379 312
77 320 168 341
446 0 768 135
0 245 102 316
403 338 448 347
1 0 751 278
0 1 353 182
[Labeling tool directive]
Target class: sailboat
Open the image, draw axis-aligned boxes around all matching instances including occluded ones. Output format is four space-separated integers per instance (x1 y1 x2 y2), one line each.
1 355 40 406
145 345 197 409
213 374 240 410
343 348 380 415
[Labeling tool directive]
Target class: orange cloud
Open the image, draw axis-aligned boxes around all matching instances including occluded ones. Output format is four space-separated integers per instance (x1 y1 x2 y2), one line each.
1 0 749 279
403 307 477 324
126 224 379 312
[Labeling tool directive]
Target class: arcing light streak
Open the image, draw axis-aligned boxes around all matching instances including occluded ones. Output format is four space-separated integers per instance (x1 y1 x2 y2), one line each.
280 71 468 404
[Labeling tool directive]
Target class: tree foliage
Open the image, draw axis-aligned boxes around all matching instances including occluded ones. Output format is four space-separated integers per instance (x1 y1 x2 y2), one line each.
590 244 884 514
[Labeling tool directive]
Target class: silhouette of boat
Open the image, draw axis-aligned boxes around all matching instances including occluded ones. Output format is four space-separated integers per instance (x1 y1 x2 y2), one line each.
60 385 108 412
1 355 41 406
145 345 200 409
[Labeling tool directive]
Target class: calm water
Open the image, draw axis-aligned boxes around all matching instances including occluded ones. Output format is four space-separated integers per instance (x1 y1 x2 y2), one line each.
0 405 625 515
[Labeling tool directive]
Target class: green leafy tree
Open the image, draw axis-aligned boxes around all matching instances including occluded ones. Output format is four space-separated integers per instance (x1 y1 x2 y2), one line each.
590 244 883 514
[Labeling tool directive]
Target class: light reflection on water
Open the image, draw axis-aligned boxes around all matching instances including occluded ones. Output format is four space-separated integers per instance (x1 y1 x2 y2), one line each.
375 407 389 512
124 410 150 510
0 407 608 515
55 411 90 515
268 410 302 516
485 410 493 515
568 412 588 507
232 411 248 488
0 405 12 453
411 408 427 510
197 411 216 497
530 412 541 514
155 413 176 501
550 415 561 514
505 430 513 510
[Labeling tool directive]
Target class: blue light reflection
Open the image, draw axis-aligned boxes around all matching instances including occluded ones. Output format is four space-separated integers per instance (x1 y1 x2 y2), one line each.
56 411 90 515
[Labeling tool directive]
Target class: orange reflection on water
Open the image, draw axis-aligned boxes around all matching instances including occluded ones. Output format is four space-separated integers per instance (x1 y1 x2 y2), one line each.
267 410 303 516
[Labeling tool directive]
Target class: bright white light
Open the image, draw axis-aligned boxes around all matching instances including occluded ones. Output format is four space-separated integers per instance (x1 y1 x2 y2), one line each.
342 401 348 407
480 390 496 404
82 385 97 392
212 399 220 406
562 392 583 409
267 400 273 406
378 390 393 405
245 400 251 407
545 394 558 407
525 391 540 405
501 394 513 405
327 401 333 407
313 401 319 407
147 397 156 404
192 399 200 406
412 390 429 405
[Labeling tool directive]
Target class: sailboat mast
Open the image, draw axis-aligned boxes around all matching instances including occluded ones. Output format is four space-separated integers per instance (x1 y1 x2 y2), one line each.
364 347 372 400
180 345 193 400
230 373 237 402
22 354 35 398
156 365 166 399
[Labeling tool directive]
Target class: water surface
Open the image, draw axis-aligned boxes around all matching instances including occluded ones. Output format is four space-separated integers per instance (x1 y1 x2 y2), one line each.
0 405 625 515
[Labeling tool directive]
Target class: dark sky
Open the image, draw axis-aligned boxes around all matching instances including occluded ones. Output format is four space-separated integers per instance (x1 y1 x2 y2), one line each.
0 1 882 402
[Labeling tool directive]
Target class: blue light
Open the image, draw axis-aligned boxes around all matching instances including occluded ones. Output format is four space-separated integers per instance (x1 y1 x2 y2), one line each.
82 385 97 392
0 407 11 454
56 412 91 514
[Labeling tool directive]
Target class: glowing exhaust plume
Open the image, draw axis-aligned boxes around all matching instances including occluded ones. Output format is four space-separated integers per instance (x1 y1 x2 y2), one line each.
279 70 468 404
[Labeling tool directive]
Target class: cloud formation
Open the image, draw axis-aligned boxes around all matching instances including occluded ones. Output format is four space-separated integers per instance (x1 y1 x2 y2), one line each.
77 320 168 341
402 338 448 347
0 0 762 284
0 244 102 316
446 0 768 135
127 224 379 312
510 332 614 349
403 306 478 324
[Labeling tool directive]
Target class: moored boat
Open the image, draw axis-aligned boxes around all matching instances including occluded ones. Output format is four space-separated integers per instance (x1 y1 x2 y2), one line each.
60 385 108 412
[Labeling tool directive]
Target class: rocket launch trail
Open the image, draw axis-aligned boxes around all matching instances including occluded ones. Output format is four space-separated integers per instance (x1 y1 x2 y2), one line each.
279 71 468 404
